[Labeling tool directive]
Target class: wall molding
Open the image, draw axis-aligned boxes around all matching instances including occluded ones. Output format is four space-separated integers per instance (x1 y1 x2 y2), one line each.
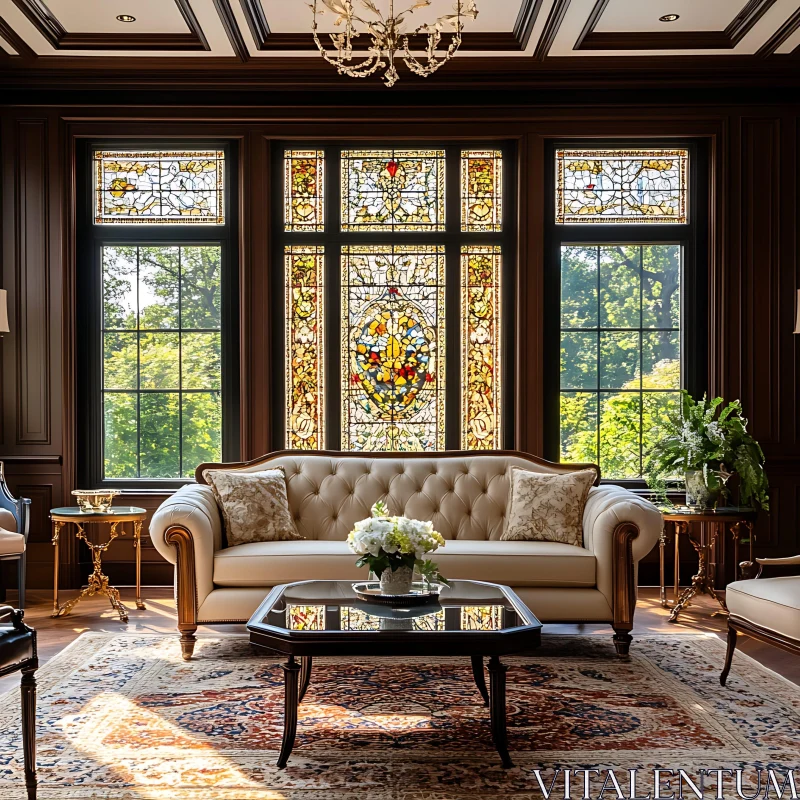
9 0 210 52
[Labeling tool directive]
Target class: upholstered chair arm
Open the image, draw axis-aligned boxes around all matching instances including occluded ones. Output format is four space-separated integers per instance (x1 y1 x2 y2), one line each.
0 604 22 625
150 484 222 659
583 485 663 645
740 554 800 579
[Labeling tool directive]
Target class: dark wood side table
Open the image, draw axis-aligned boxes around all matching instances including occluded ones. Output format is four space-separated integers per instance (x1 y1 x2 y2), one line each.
50 506 148 623
659 507 757 623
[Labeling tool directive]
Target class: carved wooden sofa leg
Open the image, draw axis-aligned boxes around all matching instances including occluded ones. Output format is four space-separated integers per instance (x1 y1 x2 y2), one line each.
165 525 198 661
612 521 640 658
720 624 737 686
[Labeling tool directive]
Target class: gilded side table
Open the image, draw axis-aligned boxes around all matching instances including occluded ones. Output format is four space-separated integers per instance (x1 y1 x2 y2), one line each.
659 507 757 623
50 506 147 623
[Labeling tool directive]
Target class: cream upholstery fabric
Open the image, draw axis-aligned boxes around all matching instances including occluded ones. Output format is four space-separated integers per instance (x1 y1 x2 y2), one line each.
726 577 800 641
0 509 17 532
213 539 597 588
150 453 662 625
0 528 24 555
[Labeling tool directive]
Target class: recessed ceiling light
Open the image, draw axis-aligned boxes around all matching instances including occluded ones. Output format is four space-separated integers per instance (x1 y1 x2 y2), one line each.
116 14 136 22
659 13 680 22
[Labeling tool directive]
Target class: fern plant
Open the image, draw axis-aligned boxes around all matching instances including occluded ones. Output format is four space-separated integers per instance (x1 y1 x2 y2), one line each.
644 390 770 511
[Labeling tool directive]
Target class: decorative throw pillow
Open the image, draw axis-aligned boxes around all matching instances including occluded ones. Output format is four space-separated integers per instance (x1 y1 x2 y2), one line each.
501 468 596 546
204 467 303 546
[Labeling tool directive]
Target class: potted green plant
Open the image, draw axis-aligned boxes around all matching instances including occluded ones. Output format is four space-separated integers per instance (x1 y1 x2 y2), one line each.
644 390 769 512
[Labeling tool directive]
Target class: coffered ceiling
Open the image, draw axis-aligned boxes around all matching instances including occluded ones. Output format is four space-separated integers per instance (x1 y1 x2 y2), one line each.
0 0 797 81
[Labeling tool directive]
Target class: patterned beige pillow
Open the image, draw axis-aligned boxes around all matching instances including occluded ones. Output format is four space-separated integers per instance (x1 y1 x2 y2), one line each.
501 468 596 546
204 468 303 546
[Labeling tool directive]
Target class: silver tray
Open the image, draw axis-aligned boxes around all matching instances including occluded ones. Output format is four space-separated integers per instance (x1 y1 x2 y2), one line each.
352 581 443 607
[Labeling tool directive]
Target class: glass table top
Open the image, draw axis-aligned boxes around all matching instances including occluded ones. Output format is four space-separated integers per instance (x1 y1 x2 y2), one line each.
249 580 540 635
50 506 147 517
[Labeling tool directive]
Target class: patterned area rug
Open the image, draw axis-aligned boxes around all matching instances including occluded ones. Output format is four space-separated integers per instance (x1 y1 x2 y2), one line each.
0 633 797 799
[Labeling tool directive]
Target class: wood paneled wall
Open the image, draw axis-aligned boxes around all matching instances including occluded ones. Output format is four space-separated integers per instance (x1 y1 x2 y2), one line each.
0 99 798 590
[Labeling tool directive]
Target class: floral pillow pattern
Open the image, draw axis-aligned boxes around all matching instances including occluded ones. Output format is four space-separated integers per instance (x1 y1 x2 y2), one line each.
204 467 302 546
501 467 596 546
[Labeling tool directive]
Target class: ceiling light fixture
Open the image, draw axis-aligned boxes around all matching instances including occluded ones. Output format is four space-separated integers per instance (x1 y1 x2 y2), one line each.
116 14 136 22
312 0 479 88
659 13 680 22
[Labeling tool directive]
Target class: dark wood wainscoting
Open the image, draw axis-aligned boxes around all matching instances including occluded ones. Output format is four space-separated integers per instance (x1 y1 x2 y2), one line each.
1 98 798 590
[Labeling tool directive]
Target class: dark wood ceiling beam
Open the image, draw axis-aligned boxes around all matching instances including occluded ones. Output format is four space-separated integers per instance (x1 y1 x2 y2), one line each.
533 0 572 60
575 0 779 52
756 6 800 57
212 0 250 62
0 15 37 58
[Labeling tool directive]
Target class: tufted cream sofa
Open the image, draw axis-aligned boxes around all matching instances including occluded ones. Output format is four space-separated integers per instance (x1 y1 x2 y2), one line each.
150 450 662 660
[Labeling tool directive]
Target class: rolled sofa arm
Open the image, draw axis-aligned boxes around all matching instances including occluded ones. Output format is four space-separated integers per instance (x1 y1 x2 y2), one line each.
583 485 663 647
150 484 222 659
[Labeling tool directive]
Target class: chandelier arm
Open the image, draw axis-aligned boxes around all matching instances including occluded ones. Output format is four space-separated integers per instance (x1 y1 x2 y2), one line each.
402 29 462 76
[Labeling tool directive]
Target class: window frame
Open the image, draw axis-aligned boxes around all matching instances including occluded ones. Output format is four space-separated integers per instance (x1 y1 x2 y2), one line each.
76 139 240 490
272 140 518 453
543 139 708 488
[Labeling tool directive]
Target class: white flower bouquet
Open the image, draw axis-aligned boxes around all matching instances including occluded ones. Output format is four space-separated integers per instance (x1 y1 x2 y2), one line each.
347 501 448 593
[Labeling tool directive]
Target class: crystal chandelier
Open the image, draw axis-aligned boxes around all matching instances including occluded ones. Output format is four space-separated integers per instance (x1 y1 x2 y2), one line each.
311 0 479 87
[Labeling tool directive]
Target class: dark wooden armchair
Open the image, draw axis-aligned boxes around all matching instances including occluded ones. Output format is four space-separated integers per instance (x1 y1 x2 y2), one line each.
0 462 32 608
0 604 37 799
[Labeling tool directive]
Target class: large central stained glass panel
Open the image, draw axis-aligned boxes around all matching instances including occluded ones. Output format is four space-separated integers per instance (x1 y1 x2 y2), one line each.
341 150 446 231
342 245 446 451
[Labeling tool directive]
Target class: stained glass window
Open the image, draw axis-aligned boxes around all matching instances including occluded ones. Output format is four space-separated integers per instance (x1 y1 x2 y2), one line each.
95 150 224 224
342 245 446 452
340 607 381 631
286 246 325 450
102 244 222 479
284 150 325 231
555 149 688 224
461 605 504 631
341 149 446 231
461 150 503 231
560 244 682 479
287 605 326 631
462 246 502 450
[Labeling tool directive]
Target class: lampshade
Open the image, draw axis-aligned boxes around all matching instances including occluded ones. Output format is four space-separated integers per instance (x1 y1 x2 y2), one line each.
0 290 8 334
795 289 800 335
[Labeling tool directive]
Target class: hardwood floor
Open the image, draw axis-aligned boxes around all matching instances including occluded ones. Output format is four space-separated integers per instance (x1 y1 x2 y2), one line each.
1 586 798 694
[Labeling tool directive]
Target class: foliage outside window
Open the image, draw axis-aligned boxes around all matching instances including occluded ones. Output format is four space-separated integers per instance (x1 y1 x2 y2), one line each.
282 145 509 452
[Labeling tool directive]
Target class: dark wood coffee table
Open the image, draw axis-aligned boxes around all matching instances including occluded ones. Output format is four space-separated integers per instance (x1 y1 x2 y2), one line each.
247 579 542 769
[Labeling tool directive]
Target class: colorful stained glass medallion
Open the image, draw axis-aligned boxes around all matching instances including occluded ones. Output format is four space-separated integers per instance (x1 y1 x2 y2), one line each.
555 149 688 224
340 608 381 631
284 150 325 231
287 605 326 631
95 150 224 224
461 605 504 630
461 150 503 231
286 246 325 450
341 149 445 231
462 246 502 450
342 245 446 452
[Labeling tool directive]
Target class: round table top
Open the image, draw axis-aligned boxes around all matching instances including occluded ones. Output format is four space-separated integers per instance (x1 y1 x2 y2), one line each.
50 506 147 519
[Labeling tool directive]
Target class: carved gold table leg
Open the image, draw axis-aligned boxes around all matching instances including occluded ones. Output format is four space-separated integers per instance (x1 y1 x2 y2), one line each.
134 520 146 610
673 522 681 600
659 526 667 607
51 520 63 617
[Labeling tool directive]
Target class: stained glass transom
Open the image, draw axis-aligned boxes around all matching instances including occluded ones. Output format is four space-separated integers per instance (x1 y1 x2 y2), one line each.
287 605 326 631
555 149 688 224
462 246 502 450
342 245 446 452
461 605 504 630
286 246 325 450
284 150 325 231
461 150 503 231
341 150 446 231
95 151 224 224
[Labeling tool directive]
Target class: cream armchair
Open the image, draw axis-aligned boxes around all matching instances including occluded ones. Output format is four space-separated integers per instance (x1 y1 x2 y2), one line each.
150 451 663 660
720 554 800 685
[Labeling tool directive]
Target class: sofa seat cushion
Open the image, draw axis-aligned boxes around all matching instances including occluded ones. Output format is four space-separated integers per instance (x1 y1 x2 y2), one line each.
726 576 800 641
213 539 596 588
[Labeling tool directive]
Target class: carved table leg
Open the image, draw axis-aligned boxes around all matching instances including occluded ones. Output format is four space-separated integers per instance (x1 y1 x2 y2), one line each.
673 522 681 600
487 655 512 769
21 662 37 800
720 625 738 686
134 520 146 610
51 521 63 618
669 530 706 623
471 655 489 704
659 526 667 608
298 656 313 703
277 655 301 768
